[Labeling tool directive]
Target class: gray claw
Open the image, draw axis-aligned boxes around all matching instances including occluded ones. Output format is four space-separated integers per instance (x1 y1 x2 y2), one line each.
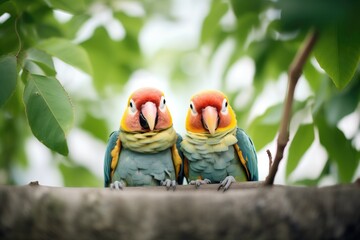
161 179 176 191
218 176 236 192
110 180 125 190
189 179 211 189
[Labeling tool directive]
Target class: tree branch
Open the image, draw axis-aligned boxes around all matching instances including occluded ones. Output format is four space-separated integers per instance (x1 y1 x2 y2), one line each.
265 30 319 185
1 183 359 240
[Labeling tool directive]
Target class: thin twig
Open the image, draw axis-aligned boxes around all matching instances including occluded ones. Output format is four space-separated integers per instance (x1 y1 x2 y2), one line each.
264 30 319 185
266 149 272 173
15 16 22 57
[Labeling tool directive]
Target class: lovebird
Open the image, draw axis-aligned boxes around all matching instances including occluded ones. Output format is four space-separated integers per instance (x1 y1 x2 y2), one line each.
104 87 184 190
181 90 258 191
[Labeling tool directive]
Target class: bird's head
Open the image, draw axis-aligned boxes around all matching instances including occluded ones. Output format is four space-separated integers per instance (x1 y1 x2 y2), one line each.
120 88 173 132
185 90 237 135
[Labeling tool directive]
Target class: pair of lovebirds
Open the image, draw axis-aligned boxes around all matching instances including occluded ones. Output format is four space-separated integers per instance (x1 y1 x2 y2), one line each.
104 87 258 191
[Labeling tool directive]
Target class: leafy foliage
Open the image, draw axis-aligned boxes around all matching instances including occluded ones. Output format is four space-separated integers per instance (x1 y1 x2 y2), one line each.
0 0 144 186
59 161 101 187
314 25 360 89
0 0 359 186
23 74 73 155
0 55 17 107
247 104 282 151
36 38 92 75
228 0 360 184
286 124 314 178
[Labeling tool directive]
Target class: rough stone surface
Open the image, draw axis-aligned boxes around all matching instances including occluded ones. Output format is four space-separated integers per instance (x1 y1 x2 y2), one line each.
0 182 359 240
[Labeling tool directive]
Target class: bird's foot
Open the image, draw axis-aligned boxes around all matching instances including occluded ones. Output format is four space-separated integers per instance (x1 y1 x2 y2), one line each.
189 179 211 189
161 179 177 191
110 180 125 190
218 176 236 192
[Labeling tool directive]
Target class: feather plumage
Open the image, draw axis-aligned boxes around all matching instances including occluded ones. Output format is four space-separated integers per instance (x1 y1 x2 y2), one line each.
181 90 258 189
103 88 184 188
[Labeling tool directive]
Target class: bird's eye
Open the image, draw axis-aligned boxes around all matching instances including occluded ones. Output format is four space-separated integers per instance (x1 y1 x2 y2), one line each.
221 99 228 114
129 99 137 114
190 101 197 115
159 96 166 112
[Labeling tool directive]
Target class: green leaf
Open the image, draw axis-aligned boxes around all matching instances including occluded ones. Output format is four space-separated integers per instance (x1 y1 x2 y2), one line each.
80 112 108 141
247 100 309 151
0 15 18 56
81 27 140 93
324 78 360 126
286 123 314 178
36 38 92 75
277 0 355 31
44 0 85 14
230 0 265 19
114 11 144 38
234 13 259 46
220 14 259 84
61 14 90 39
0 55 17 107
247 104 283 150
0 1 17 16
59 162 101 187
315 112 359 183
23 61 45 75
23 74 74 155
249 39 298 90
25 48 56 76
314 25 360 89
200 0 228 44
303 59 324 91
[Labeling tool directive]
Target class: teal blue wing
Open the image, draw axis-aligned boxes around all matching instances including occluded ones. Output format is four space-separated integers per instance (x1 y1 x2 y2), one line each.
104 130 120 187
235 128 258 181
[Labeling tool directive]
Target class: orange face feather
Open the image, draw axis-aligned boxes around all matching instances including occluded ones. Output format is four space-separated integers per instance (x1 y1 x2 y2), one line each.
185 90 237 134
120 88 173 132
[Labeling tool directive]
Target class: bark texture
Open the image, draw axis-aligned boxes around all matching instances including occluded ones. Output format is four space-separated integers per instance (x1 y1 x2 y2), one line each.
0 182 359 240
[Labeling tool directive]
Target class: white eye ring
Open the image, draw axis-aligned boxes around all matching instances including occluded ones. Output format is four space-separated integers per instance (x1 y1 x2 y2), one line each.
221 99 228 114
189 101 197 115
129 99 137 114
159 96 166 112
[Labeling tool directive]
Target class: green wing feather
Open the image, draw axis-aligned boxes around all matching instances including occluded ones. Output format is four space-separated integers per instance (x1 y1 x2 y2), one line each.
103 130 120 187
235 128 258 181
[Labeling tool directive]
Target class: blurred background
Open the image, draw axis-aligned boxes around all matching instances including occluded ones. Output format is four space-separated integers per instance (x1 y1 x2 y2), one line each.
0 0 359 187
